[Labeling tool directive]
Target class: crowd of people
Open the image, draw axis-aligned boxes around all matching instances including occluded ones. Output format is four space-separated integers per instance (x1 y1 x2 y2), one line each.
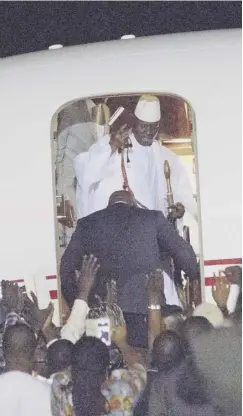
0 255 241 416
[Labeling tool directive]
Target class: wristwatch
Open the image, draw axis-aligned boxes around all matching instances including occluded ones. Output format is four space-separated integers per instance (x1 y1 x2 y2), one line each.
148 304 161 310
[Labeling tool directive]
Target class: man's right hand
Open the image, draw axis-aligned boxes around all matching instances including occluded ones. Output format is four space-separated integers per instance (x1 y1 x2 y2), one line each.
212 271 230 310
22 291 53 332
75 254 100 302
109 124 131 153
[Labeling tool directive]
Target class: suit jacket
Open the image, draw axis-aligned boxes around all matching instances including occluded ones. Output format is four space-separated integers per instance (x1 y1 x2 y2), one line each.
60 203 198 312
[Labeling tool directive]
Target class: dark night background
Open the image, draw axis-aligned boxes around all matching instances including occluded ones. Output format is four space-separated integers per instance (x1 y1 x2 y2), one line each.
0 1 241 58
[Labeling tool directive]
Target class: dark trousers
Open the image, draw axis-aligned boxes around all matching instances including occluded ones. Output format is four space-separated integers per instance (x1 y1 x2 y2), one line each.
123 312 148 349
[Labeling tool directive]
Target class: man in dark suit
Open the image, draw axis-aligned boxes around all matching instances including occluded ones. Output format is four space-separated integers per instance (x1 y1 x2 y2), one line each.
60 190 198 315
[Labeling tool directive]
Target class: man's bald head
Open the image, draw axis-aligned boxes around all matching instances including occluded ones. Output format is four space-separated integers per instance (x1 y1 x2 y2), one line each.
108 190 136 207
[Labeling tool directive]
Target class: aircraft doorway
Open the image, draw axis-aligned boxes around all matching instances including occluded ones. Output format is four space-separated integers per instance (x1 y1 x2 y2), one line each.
51 93 202 313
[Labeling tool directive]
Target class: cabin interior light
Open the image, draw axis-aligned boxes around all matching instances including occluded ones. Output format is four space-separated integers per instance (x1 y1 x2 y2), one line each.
48 44 64 50
121 34 136 40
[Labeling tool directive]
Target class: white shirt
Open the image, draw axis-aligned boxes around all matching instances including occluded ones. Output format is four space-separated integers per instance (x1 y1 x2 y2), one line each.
60 299 89 344
47 299 89 348
0 371 52 415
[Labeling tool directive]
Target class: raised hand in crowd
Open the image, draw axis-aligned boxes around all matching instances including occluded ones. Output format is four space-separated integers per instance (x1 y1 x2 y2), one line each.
75 254 100 302
112 317 145 368
41 302 59 344
22 291 53 333
42 302 55 332
1 280 25 314
212 271 231 314
111 314 128 349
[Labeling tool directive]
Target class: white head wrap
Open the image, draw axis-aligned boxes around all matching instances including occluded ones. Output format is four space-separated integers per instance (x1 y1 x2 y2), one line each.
135 94 161 123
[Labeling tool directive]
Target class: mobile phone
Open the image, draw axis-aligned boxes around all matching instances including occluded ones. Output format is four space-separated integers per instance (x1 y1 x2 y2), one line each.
108 107 136 133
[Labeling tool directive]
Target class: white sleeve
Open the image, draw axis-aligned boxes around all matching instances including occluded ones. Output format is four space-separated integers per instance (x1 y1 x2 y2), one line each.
60 299 89 344
82 134 116 189
73 152 88 189
73 135 116 218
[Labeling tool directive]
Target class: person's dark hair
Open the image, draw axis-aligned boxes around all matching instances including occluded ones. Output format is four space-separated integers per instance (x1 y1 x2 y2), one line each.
0 302 7 329
47 339 73 376
3 323 37 367
160 305 183 317
179 316 213 356
72 336 110 416
152 330 185 372
176 358 210 406
176 317 214 406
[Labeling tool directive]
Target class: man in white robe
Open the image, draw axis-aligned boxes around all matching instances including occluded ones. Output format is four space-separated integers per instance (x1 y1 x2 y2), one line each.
74 95 198 306
74 95 197 221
